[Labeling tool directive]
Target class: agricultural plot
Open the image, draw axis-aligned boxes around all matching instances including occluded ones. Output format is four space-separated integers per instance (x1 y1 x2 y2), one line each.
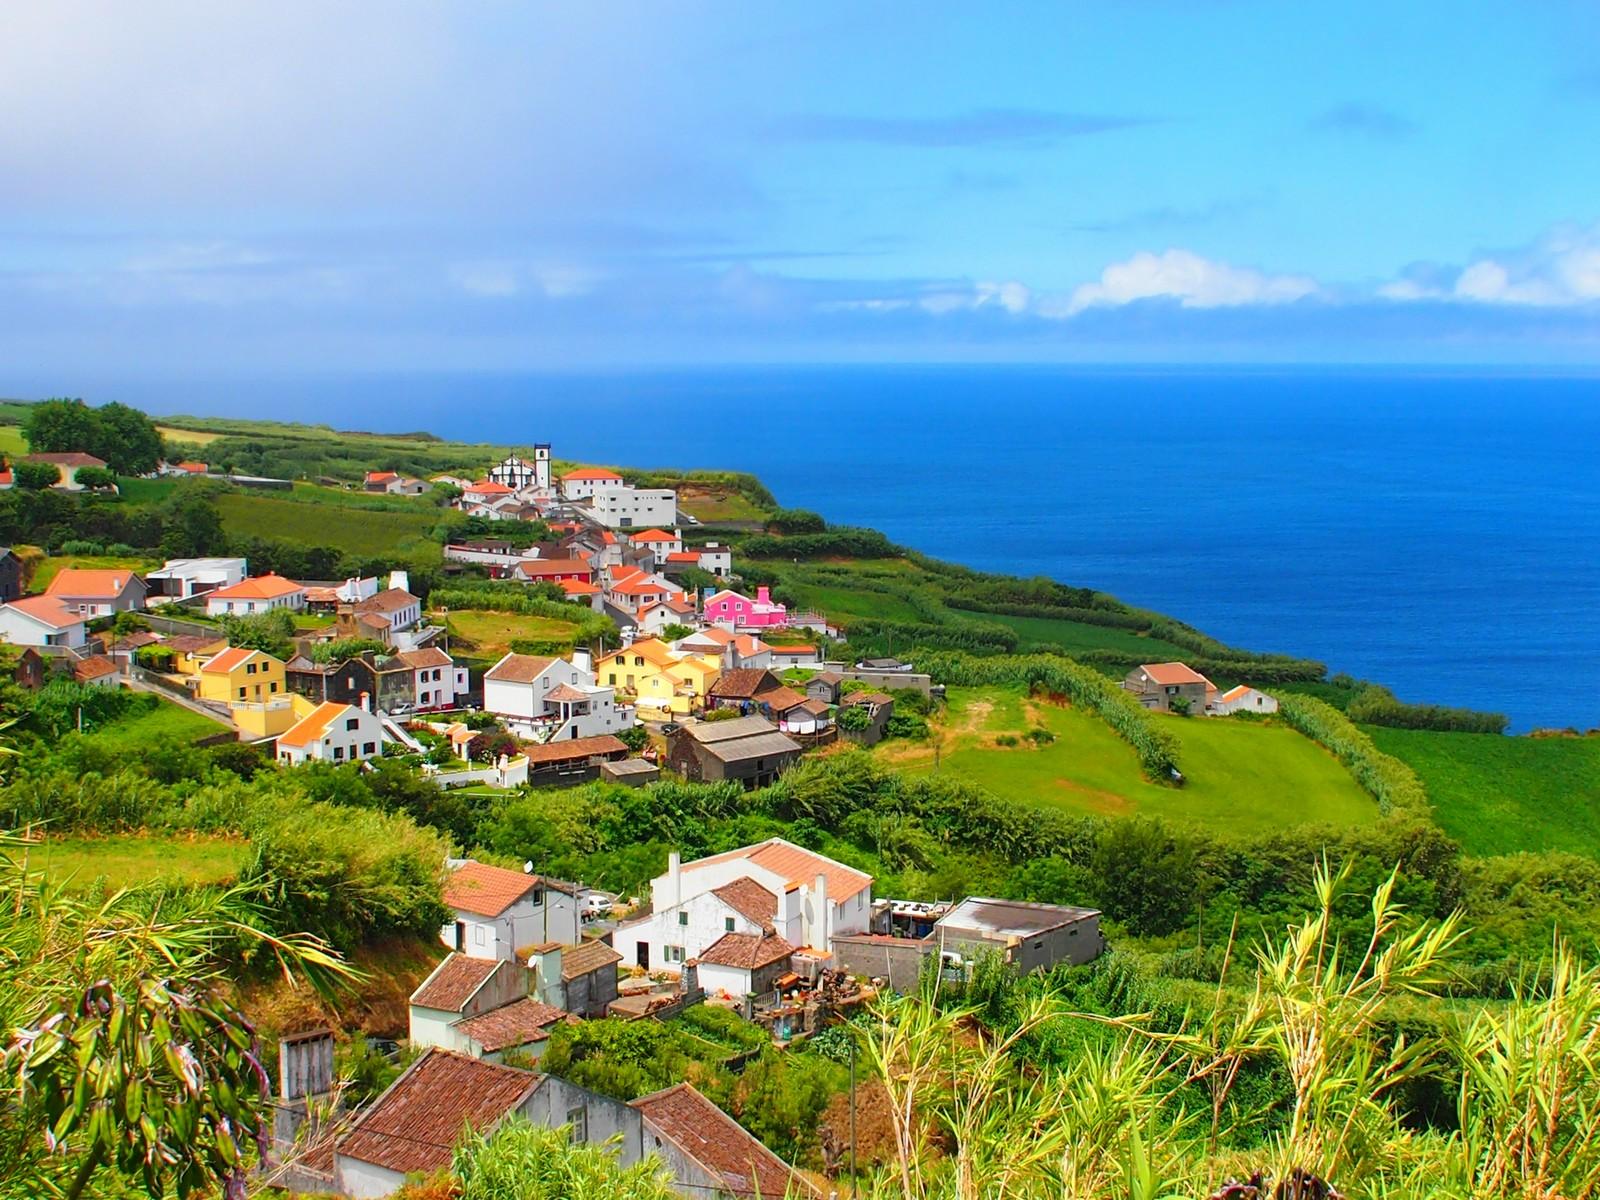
215 490 444 559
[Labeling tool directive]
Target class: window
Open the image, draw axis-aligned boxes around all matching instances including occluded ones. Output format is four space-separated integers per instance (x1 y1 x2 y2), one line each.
270 682 278 693
362 742 376 756
345 718 359 731
678 911 689 926
333 746 344 761
531 889 543 906
246 662 256 675
608 674 617 685
664 945 684 963
237 687 246 699
567 1106 587 1144
725 917 736 932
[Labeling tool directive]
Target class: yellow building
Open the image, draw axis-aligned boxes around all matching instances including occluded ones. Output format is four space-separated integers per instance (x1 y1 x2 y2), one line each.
593 637 721 717
196 646 288 705
232 692 317 739
167 634 230 677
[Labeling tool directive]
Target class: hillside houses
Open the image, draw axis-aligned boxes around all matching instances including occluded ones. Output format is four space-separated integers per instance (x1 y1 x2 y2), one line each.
44 568 148 615
441 860 581 960
666 715 802 787
593 637 720 717
482 651 632 741
705 586 787 630
205 574 306 616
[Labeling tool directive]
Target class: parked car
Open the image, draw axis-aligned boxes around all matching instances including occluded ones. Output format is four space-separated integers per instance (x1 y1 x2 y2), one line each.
660 721 681 734
581 893 614 919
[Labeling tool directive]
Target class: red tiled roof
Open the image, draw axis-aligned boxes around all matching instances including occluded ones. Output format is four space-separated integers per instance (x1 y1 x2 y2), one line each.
354 588 419 613
697 931 794 970
365 471 398 483
711 877 779 930
73 655 118 682
754 685 806 713
562 467 623 481
483 653 556 684
465 479 513 494
630 529 678 543
558 578 601 595
394 647 452 670
175 461 207 473
442 861 539 918
543 682 591 702
24 452 106 467
410 953 499 1012
665 552 701 563
515 557 593 577
709 669 776 699
1137 661 1210 687
453 997 570 1053
335 1050 539 1176
769 645 816 656
630 1083 816 1199
558 939 623 981
199 646 277 675
522 734 628 766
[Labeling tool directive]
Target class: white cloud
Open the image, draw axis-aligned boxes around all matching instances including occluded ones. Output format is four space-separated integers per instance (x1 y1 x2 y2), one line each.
1382 224 1600 307
1059 249 1318 316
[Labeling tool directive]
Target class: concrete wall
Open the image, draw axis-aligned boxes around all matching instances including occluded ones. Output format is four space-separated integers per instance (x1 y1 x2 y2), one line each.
523 1077 645 1166
841 668 932 696
334 1154 405 1199
832 935 930 992
566 966 619 1018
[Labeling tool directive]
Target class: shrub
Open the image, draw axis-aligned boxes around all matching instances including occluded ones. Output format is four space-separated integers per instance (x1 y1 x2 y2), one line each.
57 539 105 555
1345 684 1510 734
14 461 63 490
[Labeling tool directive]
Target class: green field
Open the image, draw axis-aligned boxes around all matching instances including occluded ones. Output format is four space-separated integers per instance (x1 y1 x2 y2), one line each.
1368 726 1600 856
81 697 230 745
216 490 444 558
985 612 1192 660
437 608 585 661
677 486 766 523
25 833 247 891
0 424 28 458
882 687 1377 835
30 554 162 591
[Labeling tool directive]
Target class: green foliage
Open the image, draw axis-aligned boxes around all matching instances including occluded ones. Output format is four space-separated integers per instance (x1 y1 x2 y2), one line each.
741 526 900 560
1277 694 1430 818
768 507 827 534
307 637 387 664
24 398 164 474
73 465 117 490
216 608 296 658
25 679 145 738
616 725 649 753
449 1119 678 1200
160 489 228 557
1345 683 1509 734
14 460 62 490
1090 818 1200 936
836 704 872 731
660 622 695 643
433 583 616 646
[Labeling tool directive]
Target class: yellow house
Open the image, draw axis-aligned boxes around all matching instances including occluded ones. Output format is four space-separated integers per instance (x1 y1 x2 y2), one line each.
594 637 720 717
167 634 230 677
196 646 288 705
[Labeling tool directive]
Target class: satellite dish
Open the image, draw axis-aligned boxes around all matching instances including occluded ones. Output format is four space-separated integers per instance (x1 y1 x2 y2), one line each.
523 861 534 874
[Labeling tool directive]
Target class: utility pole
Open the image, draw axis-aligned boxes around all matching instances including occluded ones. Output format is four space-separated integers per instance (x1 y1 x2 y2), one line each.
849 1030 857 1186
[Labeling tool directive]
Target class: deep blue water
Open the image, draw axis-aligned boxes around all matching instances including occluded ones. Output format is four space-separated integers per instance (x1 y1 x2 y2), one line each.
48 366 1600 732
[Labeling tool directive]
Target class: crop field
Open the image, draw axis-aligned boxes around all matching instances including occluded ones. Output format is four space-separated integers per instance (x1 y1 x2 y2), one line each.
215 491 444 558
1368 726 1600 857
26 833 247 891
156 424 222 445
881 686 1376 836
436 608 586 661
985 612 1192 660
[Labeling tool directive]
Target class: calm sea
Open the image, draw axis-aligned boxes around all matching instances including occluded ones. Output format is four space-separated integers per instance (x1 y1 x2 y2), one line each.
75 366 1600 732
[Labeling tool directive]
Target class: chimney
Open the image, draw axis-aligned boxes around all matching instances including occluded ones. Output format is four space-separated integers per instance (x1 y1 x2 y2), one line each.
756 586 770 604
526 944 564 1007
680 959 698 995
278 1029 335 1101
389 569 410 594
666 850 682 909
812 872 829 948
358 691 370 712
572 647 593 676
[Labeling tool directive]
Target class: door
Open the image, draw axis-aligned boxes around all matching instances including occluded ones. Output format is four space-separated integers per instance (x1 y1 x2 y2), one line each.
636 942 649 970
455 921 466 951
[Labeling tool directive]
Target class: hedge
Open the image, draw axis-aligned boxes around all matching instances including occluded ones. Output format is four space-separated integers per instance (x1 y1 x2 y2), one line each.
1276 694 1431 818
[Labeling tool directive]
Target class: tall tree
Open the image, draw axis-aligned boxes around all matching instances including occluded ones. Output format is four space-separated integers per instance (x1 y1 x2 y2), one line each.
93 402 166 474
21 398 101 458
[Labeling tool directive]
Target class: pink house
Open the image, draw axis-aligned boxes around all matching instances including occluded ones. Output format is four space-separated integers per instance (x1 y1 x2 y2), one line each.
704 586 788 630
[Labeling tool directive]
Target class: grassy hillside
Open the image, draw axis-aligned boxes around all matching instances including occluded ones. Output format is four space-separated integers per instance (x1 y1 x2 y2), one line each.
436 607 587 663
30 554 161 591
881 687 1376 836
29 833 246 890
985 611 1193 659
214 490 446 560
1368 726 1600 856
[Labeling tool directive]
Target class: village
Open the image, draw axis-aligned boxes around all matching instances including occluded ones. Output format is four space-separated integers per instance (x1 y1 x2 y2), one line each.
0 442 1137 1198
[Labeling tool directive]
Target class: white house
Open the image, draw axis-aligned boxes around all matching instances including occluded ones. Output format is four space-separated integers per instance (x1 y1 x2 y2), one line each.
393 647 468 710
662 543 733 579
559 467 624 501
1210 684 1279 715
205 575 307 616
0 596 88 648
275 701 385 766
629 528 683 557
618 838 873 993
349 587 422 634
582 483 678 530
440 860 581 960
144 557 247 600
635 596 699 638
482 651 631 741
407 953 570 1066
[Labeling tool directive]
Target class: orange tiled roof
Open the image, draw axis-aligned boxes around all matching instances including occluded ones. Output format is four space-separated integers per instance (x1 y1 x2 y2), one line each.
210 574 303 601
685 837 872 902
442 861 540 917
199 646 276 675
410 953 499 1012
562 467 623 481
44 568 141 599
1137 661 1210 687
630 529 678 543
1 596 82 629
629 1084 815 1199
277 701 358 748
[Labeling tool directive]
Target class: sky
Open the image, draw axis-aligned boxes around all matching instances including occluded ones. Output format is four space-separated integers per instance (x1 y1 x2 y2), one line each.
2 1 1599 373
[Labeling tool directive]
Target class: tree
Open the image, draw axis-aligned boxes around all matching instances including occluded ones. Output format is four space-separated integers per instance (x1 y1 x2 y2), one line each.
1090 817 1202 936
92 402 165 474
160 491 227 557
13 461 61 491
22 398 99 458
660 623 694 643
73 465 117 490
217 609 296 658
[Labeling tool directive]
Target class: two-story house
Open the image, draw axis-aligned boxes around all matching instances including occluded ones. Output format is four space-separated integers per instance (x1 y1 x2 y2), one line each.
617 838 873 993
482 652 631 741
1123 661 1214 714
440 860 581 960
195 646 287 705
393 647 469 710
592 637 720 718
704 586 788 630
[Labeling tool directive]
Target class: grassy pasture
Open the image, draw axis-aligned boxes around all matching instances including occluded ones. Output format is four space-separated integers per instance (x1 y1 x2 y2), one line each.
436 608 586 662
26 833 247 891
29 554 161 591
215 490 444 559
881 687 1377 836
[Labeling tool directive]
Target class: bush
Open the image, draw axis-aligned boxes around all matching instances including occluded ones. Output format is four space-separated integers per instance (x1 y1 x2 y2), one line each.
74 466 117 490
1345 684 1509 734
767 508 826 534
57 539 105 555
14 461 62 490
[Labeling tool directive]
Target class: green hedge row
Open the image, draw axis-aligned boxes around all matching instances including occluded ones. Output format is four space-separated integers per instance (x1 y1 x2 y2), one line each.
1277 694 1431 818
915 651 1181 780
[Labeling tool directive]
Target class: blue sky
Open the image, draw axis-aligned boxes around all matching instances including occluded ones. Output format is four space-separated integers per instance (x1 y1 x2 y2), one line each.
3 1 1599 371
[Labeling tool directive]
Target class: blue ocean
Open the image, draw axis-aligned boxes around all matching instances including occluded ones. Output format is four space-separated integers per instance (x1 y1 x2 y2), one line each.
81 366 1600 732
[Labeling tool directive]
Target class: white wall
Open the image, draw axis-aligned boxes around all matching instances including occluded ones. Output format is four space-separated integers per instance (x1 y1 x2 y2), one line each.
277 707 384 766
587 485 677 530
0 609 86 647
442 891 582 961
626 890 773 983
